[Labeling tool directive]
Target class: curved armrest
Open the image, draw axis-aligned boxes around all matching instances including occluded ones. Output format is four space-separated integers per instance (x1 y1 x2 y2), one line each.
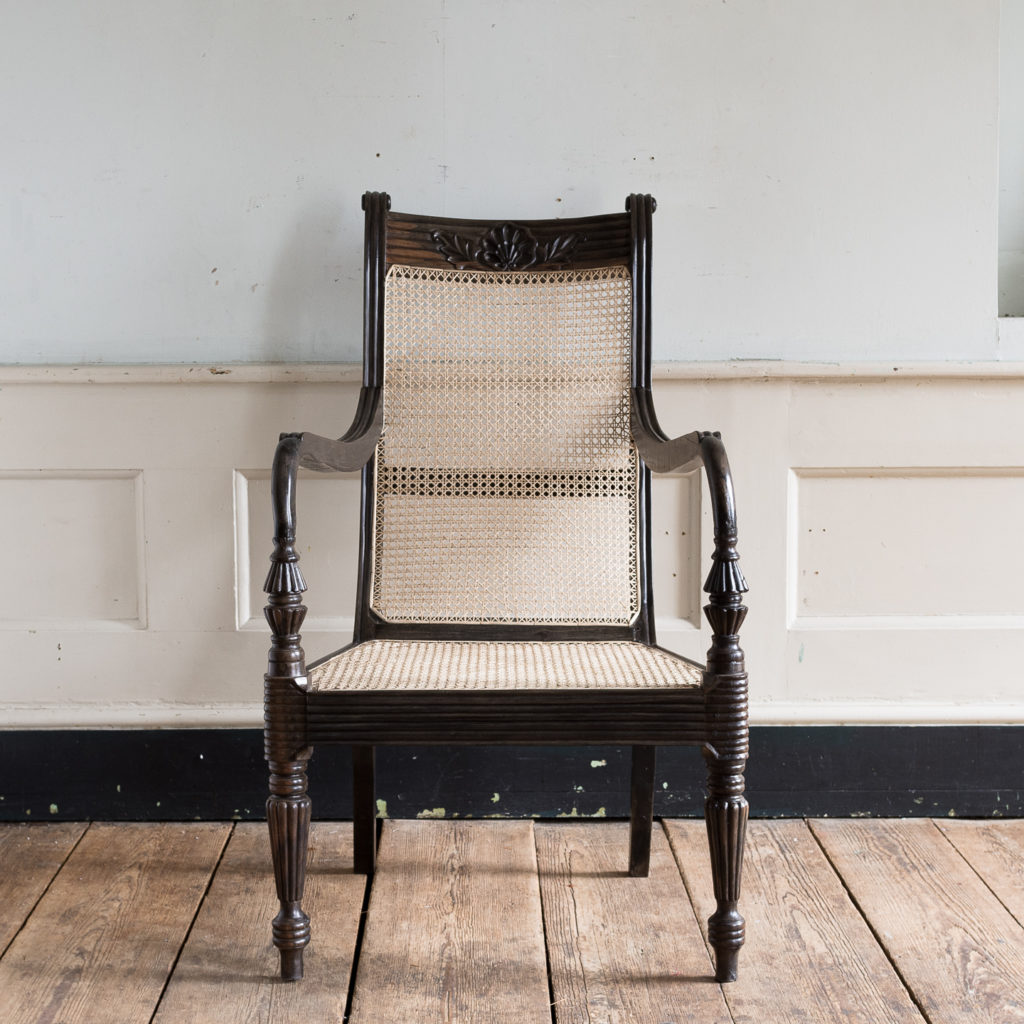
296 385 383 473
630 385 747 600
630 388 702 473
268 386 382 548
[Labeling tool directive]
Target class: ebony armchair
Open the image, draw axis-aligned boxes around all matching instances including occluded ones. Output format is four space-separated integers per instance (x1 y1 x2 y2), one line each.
263 192 749 983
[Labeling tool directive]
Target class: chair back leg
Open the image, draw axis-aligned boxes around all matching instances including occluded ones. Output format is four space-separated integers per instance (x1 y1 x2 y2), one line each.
628 745 657 877
353 744 378 877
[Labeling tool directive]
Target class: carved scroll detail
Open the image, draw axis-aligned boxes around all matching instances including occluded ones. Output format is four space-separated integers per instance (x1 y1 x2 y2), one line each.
432 223 584 270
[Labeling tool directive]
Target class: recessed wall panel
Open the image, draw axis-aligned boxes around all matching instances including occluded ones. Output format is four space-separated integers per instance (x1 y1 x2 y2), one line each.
650 471 702 628
0 472 142 625
238 470 363 629
793 469 1024 619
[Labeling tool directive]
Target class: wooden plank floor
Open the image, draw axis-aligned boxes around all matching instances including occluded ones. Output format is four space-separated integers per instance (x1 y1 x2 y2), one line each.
0 819 1021 1023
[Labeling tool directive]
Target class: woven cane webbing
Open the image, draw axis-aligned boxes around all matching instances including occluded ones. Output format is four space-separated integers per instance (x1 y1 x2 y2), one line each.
308 640 703 692
372 264 639 625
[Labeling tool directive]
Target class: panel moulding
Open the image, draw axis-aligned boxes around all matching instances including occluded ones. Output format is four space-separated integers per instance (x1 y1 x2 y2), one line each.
0 470 146 630
234 467 361 633
788 466 1024 628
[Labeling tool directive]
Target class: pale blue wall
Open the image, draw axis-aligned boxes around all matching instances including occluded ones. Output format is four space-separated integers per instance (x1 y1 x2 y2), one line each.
1 1 1002 364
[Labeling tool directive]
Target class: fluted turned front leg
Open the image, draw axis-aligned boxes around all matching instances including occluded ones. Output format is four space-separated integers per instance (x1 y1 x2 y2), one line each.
268 757 312 980
704 757 748 982
703 595 749 983
699 430 749 982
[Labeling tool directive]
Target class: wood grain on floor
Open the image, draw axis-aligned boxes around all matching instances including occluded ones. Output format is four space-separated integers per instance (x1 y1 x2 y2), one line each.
153 822 365 1024
0 822 85 955
1 818 1022 1023
348 819 551 1024
0 823 228 1024
536 821 732 1024
812 818 1024 1024
666 819 927 1024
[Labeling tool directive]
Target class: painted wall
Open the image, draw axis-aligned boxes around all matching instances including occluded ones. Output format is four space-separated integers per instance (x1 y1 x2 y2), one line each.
2 2 1022 730
1001 0 1024 314
2 0 1003 363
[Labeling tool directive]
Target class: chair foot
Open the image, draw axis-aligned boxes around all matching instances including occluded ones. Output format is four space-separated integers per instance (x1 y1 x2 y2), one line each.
278 943 305 981
712 942 740 983
272 901 310 979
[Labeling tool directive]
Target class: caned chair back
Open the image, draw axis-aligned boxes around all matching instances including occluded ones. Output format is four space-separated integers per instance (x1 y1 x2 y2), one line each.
369 263 640 626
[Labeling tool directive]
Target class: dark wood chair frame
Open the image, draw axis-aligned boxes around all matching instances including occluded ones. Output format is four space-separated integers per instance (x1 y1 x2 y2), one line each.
263 192 749 983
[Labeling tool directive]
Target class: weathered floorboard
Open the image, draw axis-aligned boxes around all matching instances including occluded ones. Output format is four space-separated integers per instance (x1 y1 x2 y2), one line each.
536 821 731 1024
666 819 926 1024
0 822 229 1024
0 822 85 955
938 819 1024 928
153 822 364 1023
812 818 1024 1023
348 819 551 1024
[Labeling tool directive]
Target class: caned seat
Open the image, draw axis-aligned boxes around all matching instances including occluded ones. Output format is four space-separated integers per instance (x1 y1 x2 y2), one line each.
263 192 749 987
307 640 705 692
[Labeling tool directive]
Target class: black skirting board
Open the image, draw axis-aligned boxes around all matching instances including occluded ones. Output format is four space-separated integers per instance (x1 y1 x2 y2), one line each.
0 726 1019 821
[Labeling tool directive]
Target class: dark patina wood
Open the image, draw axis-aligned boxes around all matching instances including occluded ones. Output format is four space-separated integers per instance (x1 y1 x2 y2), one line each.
629 745 657 877
351 744 377 877
386 211 631 271
262 191 750 984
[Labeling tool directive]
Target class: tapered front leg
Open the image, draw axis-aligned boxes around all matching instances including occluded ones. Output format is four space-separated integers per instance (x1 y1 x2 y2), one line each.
267 755 312 981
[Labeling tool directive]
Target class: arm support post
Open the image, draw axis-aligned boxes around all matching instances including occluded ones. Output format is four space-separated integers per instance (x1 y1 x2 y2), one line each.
264 386 383 678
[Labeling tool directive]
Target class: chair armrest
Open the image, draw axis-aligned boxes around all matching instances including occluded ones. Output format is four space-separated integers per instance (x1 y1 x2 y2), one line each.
630 388 702 473
294 385 383 473
269 386 382 545
630 385 747 599
263 387 382 681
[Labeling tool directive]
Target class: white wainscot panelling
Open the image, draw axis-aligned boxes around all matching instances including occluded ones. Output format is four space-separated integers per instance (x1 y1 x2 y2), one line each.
236 469 363 633
3 366 1024 727
784 465 1024 716
791 469 1024 623
649 470 705 661
0 472 144 628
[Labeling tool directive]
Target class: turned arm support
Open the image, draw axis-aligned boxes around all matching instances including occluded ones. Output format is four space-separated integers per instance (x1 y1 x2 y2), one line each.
263 386 382 682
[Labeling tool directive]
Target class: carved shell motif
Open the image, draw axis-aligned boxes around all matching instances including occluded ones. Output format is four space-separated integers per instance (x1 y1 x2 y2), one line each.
432 223 583 270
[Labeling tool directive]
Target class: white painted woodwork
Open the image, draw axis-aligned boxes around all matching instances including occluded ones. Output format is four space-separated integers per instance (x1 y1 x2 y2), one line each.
792 470 1024 619
0 472 144 627
236 470 362 631
0 366 1022 728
